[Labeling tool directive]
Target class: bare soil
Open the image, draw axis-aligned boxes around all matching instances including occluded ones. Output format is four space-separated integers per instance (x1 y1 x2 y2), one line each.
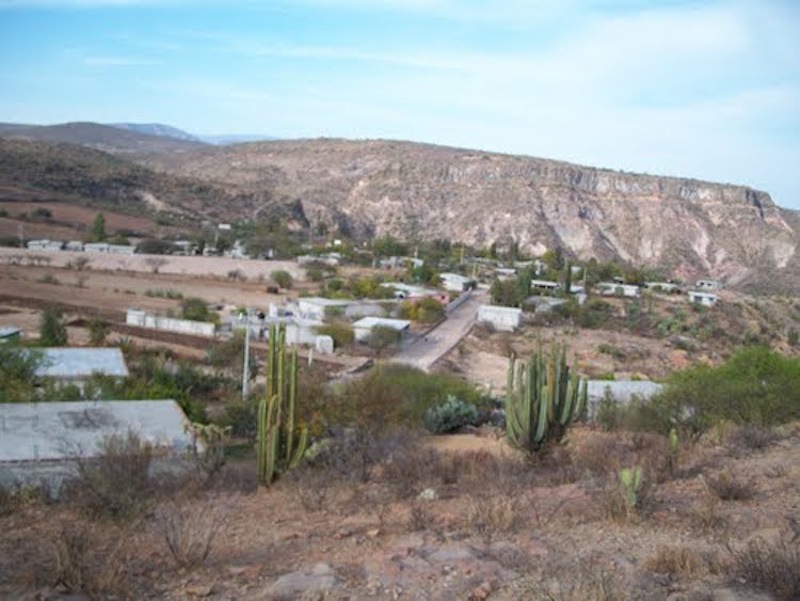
1 426 798 600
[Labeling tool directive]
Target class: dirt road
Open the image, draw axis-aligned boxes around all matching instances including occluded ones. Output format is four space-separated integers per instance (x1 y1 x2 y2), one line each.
391 289 487 371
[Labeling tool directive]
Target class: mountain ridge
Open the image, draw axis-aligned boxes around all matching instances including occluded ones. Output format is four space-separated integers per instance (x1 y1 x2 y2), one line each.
0 122 796 292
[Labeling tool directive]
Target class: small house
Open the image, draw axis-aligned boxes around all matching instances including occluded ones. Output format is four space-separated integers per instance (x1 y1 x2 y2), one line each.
530 279 561 293
64 241 84 252
695 279 720 291
688 291 718 307
0 400 196 492
644 282 679 293
477 305 522 332
439 272 473 293
26 240 63 252
353 317 411 342
597 282 641 298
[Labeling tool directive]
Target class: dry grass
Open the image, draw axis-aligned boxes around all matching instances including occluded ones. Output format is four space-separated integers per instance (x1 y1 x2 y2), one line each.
465 494 522 544
644 545 707 578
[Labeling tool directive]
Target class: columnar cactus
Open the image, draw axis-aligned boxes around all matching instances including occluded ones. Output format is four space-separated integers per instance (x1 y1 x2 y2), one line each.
505 343 587 453
257 323 308 486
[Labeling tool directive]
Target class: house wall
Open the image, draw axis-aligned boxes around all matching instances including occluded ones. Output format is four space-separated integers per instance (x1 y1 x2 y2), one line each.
126 309 216 337
477 305 522 331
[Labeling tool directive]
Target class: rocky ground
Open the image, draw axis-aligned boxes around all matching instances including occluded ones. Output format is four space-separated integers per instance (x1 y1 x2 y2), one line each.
1 426 798 600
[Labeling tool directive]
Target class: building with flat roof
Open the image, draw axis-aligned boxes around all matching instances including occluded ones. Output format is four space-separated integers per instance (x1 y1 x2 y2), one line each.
36 348 129 380
352 317 411 342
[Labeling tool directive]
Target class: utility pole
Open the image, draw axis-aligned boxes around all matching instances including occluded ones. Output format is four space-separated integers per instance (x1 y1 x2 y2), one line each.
241 312 251 399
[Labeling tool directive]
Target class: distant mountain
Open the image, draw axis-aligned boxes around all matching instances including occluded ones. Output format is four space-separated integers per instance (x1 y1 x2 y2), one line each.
0 121 205 155
111 122 202 143
200 133 279 145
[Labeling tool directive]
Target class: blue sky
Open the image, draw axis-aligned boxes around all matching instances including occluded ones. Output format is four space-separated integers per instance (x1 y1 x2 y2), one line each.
0 0 798 209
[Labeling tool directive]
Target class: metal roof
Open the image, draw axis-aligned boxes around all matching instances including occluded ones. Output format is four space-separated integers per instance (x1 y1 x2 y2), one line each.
36 348 129 379
0 400 195 462
352 317 411 331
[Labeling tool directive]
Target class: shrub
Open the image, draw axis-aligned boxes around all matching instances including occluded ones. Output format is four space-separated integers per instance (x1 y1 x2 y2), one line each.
335 365 483 430
37 273 60 285
705 469 755 501
650 347 800 439
733 537 800 599
270 269 294 289
727 424 780 451
39 306 68 346
66 430 155 519
87 319 111 346
315 322 354 348
51 521 129 597
423 396 480 434
644 545 706 578
159 497 225 568
181 297 215 322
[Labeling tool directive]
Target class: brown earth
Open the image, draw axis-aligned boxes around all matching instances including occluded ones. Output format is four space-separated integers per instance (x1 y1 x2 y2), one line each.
1 425 798 600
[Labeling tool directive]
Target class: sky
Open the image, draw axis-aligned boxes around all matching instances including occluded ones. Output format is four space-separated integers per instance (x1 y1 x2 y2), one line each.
0 0 798 209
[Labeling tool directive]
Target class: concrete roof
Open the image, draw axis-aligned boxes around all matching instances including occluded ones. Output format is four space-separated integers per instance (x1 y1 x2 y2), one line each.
0 400 195 462
352 317 411 331
297 297 351 307
36 348 129 379
0 326 21 338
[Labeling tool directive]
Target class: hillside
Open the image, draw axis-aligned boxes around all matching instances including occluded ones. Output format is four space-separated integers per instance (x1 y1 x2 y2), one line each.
142 138 798 288
110 123 202 143
0 138 279 225
0 122 205 155
1 123 797 291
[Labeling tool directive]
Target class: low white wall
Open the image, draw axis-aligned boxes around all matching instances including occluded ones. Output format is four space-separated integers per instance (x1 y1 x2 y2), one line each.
126 309 215 337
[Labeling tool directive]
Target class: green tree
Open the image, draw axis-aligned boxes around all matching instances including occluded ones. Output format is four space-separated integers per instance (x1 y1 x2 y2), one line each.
87 319 111 346
270 269 294 290
90 212 106 243
181 297 215 322
39 307 68 346
0 345 44 402
365 325 402 356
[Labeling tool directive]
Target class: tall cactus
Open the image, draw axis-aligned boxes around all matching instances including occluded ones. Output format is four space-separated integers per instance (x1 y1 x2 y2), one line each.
257 323 308 486
505 343 587 453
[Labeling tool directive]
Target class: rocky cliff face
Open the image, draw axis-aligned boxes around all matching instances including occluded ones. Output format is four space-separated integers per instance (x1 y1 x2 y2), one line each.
146 139 797 287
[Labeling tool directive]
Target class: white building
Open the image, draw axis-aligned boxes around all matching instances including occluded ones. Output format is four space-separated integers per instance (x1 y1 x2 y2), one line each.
439 272 472 293
294 297 389 321
688 291 718 307
695 279 721 291
26 240 63 251
530 279 561 292
644 282 679 293
126 309 216 337
352 317 411 342
597 282 641 298
477 305 522 332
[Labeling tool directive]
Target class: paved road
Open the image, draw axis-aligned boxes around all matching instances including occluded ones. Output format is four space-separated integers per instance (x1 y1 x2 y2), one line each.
391 289 487 372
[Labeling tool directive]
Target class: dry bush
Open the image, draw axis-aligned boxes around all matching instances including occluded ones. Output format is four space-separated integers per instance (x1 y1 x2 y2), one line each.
159 497 226 569
571 434 626 478
727 424 780 452
644 545 706 578
51 520 130 597
765 462 790 479
465 494 522 544
65 430 156 519
407 502 434 532
690 493 724 534
733 537 800 599
705 470 755 501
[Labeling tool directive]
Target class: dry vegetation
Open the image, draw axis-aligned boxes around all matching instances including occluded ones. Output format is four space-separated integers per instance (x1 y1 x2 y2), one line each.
1 423 798 600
